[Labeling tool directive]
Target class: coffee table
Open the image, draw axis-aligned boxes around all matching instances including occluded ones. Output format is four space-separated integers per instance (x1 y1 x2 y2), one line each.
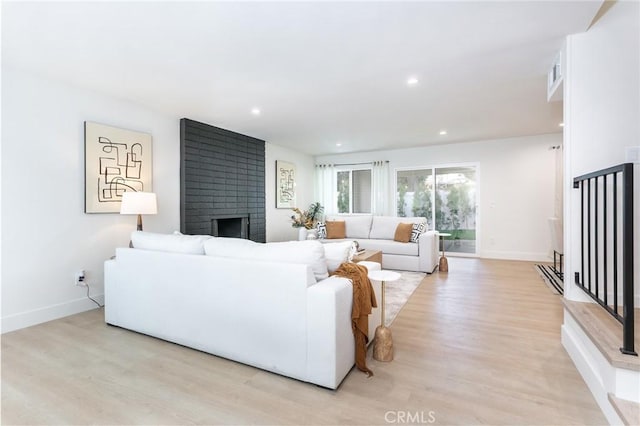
352 249 382 265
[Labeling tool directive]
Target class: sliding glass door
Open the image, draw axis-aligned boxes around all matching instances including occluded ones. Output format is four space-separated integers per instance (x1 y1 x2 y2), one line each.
435 166 477 254
397 165 477 254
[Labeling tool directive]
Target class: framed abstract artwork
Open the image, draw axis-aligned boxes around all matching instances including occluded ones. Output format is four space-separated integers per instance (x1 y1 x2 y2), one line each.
84 121 153 213
276 160 296 208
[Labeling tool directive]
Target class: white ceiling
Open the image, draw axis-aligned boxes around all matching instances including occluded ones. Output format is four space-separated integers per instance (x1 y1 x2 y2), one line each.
2 1 601 155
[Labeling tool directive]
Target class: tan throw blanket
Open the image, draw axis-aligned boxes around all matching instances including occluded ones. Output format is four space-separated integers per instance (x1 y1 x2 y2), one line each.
332 262 378 377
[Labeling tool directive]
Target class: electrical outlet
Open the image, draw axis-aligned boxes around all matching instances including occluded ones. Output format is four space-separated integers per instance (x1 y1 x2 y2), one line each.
626 146 640 164
75 270 87 287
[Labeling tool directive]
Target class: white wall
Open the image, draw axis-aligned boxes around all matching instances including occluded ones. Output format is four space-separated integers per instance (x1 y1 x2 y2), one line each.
1 68 181 332
316 133 560 261
265 143 315 242
0 69 317 331
563 0 640 302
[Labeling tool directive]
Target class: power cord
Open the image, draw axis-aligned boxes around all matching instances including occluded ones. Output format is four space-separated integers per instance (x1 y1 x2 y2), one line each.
84 282 103 308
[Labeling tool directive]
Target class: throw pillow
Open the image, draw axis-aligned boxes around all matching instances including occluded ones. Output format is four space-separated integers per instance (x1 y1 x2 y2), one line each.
410 222 427 243
393 223 413 243
324 241 355 273
316 222 327 239
325 220 346 239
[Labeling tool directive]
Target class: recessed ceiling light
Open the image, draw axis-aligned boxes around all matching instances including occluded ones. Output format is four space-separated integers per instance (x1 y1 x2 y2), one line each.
559 122 564 127
251 108 261 116
336 143 342 147
407 77 419 86
439 130 447 135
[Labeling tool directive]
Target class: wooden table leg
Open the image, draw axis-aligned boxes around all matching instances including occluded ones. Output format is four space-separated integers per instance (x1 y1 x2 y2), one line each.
373 280 394 361
439 234 449 272
439 255 448 272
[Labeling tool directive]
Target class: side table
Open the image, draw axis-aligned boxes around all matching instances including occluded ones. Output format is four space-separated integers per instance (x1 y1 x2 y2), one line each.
368 269 401 362
438 232 452 272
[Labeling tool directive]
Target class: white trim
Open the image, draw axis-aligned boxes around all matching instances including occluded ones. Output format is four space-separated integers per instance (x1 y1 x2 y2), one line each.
447 252 480 259
561 310 639 424
1 294 104 334
480 250 551 262
562 35 581 303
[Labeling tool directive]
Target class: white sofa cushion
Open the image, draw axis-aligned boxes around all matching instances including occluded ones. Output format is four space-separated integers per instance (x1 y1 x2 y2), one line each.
326 215 372 239
318 238 352 244
204 238 329 281
369 216 427 240
358 238 419 256
203 236 256 254
131 231 212 254
323 241 355 273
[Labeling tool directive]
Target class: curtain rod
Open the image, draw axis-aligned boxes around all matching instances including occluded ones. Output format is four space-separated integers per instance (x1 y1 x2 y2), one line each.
316 160 389 167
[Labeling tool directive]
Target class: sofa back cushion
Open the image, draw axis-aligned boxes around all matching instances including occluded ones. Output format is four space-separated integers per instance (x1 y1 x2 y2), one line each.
204 238 329 281
326 215 372 239
369 216 427 240
131 231 212 254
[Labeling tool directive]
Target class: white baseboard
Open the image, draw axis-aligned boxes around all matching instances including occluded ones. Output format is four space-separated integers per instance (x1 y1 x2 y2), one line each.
561 311 629 425
480 250 551 262
1 294 104 334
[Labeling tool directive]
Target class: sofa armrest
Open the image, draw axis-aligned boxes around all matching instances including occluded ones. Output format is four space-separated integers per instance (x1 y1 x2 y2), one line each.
306 276 354 389
418 231 439 273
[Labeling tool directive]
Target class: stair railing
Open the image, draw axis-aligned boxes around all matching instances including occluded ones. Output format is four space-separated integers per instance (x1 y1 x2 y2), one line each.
573 163 636 356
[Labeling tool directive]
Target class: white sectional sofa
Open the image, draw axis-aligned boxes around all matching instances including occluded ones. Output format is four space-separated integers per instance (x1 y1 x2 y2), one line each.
105 232 381 390
321 215 439 273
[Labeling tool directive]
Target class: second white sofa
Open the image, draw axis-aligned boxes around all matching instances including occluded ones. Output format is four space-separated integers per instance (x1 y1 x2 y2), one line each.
321 215 439 273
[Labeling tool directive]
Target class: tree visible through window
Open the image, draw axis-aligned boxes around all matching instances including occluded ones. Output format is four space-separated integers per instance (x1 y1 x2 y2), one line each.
337 169 371 214
397 166 476 254
337 171 350 213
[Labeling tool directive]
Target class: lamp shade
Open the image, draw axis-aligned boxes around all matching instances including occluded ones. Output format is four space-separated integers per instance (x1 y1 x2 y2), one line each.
120 192 158 215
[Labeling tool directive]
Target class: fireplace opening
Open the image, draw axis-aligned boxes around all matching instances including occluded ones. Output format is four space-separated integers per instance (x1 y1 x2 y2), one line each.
211 215 249 239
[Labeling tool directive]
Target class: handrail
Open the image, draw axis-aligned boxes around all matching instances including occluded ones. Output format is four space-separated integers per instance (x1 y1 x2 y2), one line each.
573 163 636 356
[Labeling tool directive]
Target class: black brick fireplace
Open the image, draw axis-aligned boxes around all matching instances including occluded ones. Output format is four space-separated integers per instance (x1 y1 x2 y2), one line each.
180 119 266 242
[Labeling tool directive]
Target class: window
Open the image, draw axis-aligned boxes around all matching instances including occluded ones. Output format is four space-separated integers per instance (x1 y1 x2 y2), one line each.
396 165 477 254
337 169 372 213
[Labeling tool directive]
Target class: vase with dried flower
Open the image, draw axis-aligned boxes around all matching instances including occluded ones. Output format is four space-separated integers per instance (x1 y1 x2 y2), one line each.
291 202 324 240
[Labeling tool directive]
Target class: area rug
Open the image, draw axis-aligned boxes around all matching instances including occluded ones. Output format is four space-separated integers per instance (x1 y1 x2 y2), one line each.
534 264 564 295
383 271 426 325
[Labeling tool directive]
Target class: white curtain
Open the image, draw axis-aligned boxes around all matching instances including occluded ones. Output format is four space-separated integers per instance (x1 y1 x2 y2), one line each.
372 160 390 216
314 164 335 216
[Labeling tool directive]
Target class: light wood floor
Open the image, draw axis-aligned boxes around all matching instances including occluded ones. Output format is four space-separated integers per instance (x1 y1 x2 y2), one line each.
2 258 606 425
